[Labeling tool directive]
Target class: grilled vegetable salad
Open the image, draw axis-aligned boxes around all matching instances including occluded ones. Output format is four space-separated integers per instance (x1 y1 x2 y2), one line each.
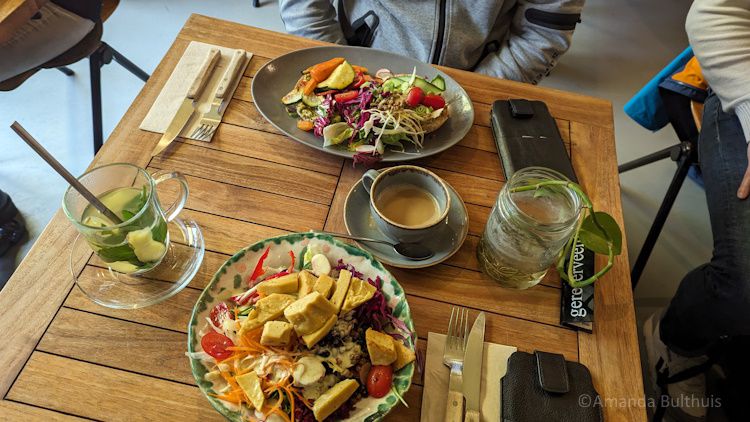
191 248 416 421
282 57 449 164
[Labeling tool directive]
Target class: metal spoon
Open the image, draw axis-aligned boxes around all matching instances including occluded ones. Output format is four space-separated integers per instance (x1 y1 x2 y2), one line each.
315 231 434 261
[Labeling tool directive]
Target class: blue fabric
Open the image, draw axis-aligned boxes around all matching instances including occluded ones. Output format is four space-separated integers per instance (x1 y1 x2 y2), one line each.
624 47 694 131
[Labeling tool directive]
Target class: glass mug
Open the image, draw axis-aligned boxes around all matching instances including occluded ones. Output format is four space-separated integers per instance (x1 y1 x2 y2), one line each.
62 163 188 274
477 167 581 289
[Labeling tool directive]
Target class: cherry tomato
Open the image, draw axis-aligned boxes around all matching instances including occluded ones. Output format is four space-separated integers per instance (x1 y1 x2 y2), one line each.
334 91 358 103
405 87 425 107
366 365 393 398
422 94 446 109
201 331 234 361
209 302 232 327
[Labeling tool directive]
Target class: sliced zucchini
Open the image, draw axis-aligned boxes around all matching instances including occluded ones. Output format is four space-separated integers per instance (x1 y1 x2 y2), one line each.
430 75 446 91
296 103 316 121
302 94 322 107
282 89 302 105
285 104 299 118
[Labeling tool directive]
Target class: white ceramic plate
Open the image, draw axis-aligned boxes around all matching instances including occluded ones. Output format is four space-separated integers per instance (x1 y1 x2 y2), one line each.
188 232 415 421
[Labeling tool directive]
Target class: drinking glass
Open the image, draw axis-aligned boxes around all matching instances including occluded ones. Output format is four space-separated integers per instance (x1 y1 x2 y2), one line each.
477 167 581 289
63 163 187 273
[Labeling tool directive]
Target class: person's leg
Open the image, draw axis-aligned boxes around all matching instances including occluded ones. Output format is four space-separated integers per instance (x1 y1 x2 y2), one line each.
660 92 750 354
644 91 750 420
0 190 27 289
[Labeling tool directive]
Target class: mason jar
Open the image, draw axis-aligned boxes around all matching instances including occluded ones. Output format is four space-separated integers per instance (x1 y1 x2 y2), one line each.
477 167 582 289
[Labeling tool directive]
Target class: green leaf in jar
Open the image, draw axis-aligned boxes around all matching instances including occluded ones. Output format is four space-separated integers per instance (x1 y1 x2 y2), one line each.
578 211 622 256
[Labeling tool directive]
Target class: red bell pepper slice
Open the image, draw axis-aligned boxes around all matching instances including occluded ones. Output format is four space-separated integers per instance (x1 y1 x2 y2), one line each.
248 246 270 286
334 91 358 103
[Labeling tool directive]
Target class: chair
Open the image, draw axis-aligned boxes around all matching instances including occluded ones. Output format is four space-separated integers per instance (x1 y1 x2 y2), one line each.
621 48 706 289
0 0 149 154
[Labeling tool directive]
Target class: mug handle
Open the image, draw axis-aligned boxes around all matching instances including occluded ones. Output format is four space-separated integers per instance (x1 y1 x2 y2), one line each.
152 170 189 222
362 169 381 194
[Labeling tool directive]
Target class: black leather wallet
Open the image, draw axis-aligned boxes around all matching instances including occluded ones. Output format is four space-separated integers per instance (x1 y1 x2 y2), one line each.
502 351 603 422
490 99 576 181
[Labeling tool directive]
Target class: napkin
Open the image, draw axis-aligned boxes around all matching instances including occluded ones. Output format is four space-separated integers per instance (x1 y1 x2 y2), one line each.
139 41 252 142
420 332 517 422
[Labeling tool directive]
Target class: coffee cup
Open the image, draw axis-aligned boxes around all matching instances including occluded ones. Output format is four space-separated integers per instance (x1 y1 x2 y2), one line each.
362 165 451 243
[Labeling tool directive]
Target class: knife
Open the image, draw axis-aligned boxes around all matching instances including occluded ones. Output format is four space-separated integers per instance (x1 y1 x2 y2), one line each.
150 48 221 157
463 312 486 422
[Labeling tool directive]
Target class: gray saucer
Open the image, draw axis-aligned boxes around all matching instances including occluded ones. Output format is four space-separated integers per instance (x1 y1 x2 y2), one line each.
344 180 469 269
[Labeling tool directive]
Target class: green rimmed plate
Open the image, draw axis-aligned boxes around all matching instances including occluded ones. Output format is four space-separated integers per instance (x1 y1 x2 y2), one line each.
187 232 415 421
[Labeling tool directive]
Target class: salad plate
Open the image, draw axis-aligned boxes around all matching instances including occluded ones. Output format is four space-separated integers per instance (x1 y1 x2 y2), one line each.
188 232 416 421
252 46 474 163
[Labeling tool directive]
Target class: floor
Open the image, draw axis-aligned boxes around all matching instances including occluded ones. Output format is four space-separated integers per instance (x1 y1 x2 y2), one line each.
0 0 704 403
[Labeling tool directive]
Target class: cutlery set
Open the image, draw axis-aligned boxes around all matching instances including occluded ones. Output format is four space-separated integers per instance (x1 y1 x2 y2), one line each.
150 47 247 157
443 307 486 422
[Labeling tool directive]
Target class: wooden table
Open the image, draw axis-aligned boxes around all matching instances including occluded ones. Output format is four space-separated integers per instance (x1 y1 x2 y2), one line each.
0 15 646 421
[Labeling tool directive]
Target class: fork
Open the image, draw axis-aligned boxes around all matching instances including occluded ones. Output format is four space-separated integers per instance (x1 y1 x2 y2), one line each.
443 306 469 422
192 49 246 141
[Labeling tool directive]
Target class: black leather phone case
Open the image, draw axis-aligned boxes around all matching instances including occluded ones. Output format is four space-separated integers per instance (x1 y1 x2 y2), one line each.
490 99 577 182
502 351 603 422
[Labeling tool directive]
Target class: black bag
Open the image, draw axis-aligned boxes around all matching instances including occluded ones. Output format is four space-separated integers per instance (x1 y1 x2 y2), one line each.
502 351 603 422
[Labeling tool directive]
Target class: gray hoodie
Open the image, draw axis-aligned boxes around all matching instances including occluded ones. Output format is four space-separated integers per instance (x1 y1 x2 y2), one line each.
279 0 584 84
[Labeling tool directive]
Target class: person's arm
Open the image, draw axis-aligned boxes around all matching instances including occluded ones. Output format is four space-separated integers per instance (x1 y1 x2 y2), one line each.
686 0 750 198
278 0 346 44
474 0 584 84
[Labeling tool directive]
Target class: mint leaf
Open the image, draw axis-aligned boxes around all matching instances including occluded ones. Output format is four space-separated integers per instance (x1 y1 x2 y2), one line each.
578 211 622 255
151 219 168 243
97 244 138 263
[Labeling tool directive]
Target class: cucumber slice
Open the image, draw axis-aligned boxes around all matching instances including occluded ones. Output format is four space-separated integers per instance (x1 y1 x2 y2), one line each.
430 75 446 91
302 94 322 107
395 76 442 95
282 89 302 105
381 77 404 92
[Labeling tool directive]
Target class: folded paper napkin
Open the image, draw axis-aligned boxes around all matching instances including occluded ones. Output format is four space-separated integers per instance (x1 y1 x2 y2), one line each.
139 41 252 142
421 332 517 422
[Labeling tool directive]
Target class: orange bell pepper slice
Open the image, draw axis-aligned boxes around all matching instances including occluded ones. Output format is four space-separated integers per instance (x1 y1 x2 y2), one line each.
352 65 368 74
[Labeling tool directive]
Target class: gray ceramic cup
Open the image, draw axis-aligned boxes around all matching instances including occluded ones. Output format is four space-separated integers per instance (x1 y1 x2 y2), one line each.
362 165 451 244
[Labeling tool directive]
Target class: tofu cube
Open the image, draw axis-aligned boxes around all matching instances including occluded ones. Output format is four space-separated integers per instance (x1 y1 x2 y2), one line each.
298 270 317 297
313 274 335 299
236 371 265 410
257 272 299 296
260 320 293 346
340 277 376 314
392 339 416 371
365 328 397 366
312 379 359 421
301 314 337 348
329 269 352 313
284 291 337 336
240 293 296 333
